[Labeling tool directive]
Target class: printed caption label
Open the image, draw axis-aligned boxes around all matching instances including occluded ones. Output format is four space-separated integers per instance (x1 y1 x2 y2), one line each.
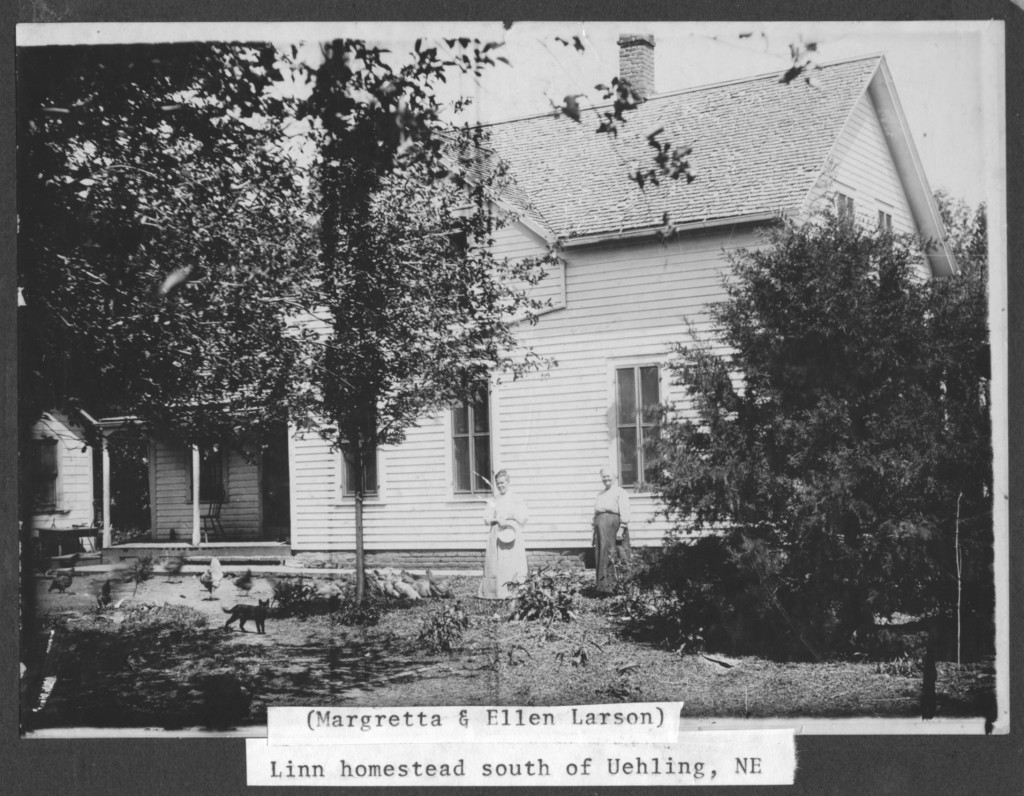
267 703 682 745
247 726 796 786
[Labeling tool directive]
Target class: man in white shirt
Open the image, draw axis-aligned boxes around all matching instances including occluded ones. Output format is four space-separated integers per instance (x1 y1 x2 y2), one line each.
592 468 631 593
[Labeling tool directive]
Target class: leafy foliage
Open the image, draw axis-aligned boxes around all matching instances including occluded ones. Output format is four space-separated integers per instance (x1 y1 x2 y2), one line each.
296 39 561 600
271 578 322 617
553 632 606 668
271 576 389 623
104 432 151 533
934 191 987 270
508 566 584 624
332 594 384 627
631 128 696 190
18 43 312 447
117 602 209 634
129 555 155 589
556 74 697 188
593 77 645 133
18 38 561 606
779 38 822 86
651 212 992 659
418 601 470 652
110 527 150 546
614 540 781 656
861 625 930 661
554 643 590 667
876 654 923 678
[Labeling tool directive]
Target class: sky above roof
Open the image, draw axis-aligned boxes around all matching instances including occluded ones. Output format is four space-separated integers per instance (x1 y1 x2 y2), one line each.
19 20 1003 207
440 21 1002 209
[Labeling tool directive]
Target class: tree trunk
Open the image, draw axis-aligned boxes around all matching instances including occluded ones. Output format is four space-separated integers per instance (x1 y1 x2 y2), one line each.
955 491 963 668
353 438 366 603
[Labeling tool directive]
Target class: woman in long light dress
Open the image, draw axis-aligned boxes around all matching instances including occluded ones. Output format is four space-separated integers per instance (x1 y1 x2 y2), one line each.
478 470 529 599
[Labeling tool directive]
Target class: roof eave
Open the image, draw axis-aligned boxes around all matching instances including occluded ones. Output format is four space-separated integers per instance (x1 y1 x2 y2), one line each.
867 58 958 277
94 416 147 430
560 212 782 248
498 200 556 244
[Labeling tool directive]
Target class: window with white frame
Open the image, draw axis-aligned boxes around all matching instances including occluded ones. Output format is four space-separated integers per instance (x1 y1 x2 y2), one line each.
341 443 378 496
877 209 893 231
452 389 492 494
615 365 660 488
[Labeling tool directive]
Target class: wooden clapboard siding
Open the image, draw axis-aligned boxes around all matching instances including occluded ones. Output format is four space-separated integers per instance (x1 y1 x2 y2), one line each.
486 227 759 546
833 93 917 234
150 440 262 540
291 415 497 550
152 442 189 539
30 411 94 531
223 448 261 538
807 92 929 277
492 221 565 314
289 222 760 551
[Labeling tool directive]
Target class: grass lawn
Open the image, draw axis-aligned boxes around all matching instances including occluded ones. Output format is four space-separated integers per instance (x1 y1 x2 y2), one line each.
21 569 995 732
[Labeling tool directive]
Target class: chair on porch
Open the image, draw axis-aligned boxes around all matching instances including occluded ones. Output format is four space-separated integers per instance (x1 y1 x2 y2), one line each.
202 490 226 543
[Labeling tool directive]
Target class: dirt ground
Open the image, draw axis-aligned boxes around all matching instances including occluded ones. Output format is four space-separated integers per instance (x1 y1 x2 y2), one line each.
34 566 284 625
21 567 996 733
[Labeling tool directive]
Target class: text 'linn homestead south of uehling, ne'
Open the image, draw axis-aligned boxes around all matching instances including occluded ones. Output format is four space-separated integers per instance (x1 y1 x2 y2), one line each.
249 721 797 785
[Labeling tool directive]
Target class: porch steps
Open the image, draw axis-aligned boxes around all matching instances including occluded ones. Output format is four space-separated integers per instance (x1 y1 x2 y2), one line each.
182 556 287 567
102 542 291 567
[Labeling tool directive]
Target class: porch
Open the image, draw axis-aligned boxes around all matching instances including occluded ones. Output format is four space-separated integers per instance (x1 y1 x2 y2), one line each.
94 418 291 550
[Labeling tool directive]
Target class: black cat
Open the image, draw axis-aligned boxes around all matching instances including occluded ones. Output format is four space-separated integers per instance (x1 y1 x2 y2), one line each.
223 598 270 634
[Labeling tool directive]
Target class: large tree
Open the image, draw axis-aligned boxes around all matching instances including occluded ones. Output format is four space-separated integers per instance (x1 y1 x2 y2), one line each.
18 42 313 443
18 38 561 607
651 211 991 658
297 40 557 600
18 33 703 610
17 42 314 663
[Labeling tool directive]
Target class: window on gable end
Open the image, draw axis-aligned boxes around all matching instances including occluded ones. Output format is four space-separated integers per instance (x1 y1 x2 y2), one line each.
452 388 492 494
615 365 660 489
836 193 855 231
878 210 892 232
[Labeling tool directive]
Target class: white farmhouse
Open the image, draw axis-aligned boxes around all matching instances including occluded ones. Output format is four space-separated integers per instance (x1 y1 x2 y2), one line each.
132 42 955 569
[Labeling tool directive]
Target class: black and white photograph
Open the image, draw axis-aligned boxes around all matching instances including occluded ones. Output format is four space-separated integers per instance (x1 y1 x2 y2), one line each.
8 11 1017 788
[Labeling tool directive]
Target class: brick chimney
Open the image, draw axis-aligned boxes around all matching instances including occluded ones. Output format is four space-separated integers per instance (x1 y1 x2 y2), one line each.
617 34 655 98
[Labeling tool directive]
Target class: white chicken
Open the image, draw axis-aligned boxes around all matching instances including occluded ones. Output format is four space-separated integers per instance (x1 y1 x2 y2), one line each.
199 557 224 599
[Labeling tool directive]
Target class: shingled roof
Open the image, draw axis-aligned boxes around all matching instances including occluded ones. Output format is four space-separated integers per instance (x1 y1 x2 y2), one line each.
484 55 884 240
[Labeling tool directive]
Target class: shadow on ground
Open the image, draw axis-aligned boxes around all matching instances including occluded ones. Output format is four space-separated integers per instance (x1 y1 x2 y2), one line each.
25 617 443 731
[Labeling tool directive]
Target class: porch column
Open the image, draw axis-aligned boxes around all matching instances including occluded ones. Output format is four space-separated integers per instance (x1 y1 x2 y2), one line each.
101 432 111 549
191 445 201 546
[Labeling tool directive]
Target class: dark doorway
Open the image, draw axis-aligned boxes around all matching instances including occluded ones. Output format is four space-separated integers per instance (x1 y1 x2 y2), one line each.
261 425 290 540
95 431 151 543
